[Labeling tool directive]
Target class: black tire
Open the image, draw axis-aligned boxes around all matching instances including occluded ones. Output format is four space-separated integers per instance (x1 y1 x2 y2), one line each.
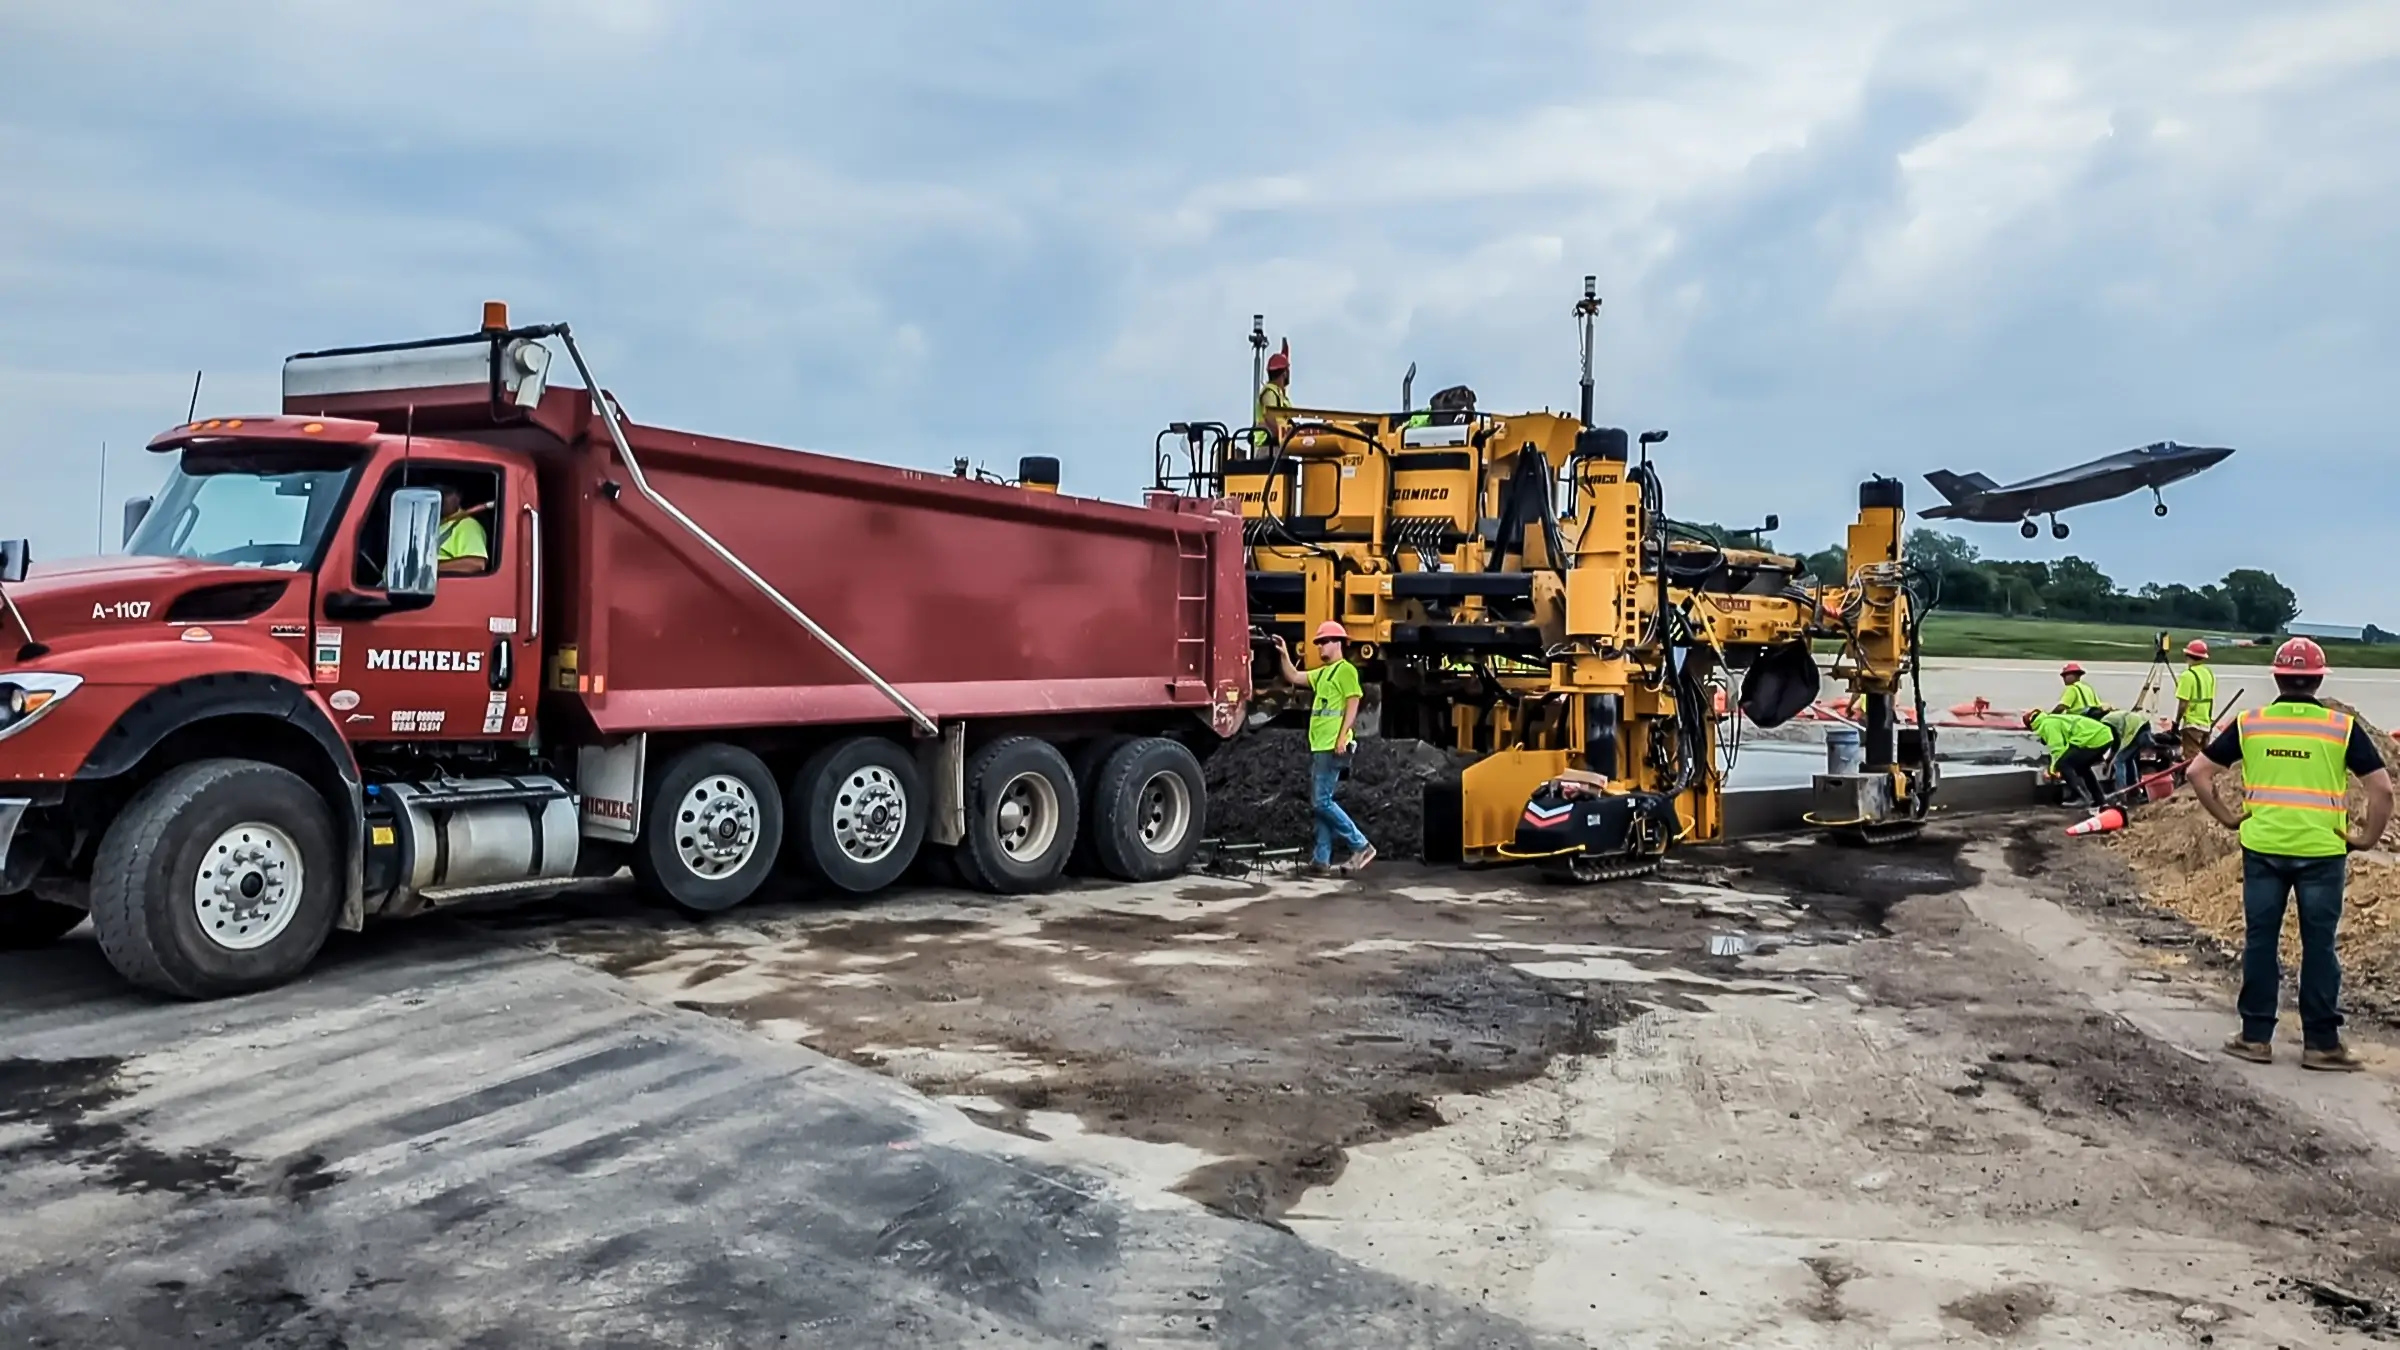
87 759 342 999
789 736 926 895
0 896 85 950
959 737 1078 895
1066 734 1136 876
634 743 785 915
1090 737 1207 882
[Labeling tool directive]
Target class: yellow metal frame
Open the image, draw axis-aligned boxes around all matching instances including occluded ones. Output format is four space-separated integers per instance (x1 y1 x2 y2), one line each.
1227 395 1920 868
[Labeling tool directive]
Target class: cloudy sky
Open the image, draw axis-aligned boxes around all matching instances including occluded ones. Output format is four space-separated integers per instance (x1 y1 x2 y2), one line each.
3 1 2394 621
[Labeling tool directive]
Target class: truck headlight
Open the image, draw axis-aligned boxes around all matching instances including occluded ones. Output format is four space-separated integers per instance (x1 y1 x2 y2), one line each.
0 673 82 741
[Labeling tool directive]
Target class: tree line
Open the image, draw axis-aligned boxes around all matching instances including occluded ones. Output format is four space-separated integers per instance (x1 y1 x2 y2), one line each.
1684 521 2305 633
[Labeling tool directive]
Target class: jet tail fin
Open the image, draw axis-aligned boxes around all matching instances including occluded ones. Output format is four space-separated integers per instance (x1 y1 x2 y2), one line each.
1924 470 2000 504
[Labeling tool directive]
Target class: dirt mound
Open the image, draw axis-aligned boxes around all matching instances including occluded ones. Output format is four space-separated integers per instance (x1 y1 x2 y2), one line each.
1204 729 1467 860
2111 700 2400 1020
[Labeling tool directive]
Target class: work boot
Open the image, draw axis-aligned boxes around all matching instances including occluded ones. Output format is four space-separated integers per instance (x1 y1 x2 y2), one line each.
2222 1034 2273 1064
2302 1045 2368 1073
1344 845 1377 875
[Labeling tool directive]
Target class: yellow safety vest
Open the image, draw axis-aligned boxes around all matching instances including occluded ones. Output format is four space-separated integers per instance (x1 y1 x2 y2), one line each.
2032 711 2112 769
2174 663 2217 728
2237 701 2352 858
1256 381 1290 428
2058 681 2101 714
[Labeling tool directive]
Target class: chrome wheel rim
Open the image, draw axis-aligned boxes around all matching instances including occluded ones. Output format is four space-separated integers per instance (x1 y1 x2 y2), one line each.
832 764 908 864
194 822 303 951
993 770 1061 863
677 776 761 878
1135 770 1192 855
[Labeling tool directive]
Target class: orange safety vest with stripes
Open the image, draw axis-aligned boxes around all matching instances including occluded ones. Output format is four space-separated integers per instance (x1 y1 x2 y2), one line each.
2237 701 2353 858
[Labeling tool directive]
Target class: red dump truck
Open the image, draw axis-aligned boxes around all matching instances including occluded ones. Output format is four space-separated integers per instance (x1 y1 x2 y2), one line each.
0 307 1250 997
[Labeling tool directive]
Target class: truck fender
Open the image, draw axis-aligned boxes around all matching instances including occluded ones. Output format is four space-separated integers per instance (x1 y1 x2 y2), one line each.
912 722 966 847
76 672 369 931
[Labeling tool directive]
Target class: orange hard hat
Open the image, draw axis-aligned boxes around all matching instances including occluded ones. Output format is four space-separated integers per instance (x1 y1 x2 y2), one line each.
2273 636 2328 677
2184 639 2209 659
2060 662 2085 677
1266 339 1290 375
2022 708 2041 728
1313 620 1348 643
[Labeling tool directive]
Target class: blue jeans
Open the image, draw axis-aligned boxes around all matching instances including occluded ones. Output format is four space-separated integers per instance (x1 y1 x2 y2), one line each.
2240 849 2347 1050
1311 751 1369 866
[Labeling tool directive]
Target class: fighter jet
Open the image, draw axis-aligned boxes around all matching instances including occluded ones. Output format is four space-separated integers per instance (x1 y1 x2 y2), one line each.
1919 441 2235 539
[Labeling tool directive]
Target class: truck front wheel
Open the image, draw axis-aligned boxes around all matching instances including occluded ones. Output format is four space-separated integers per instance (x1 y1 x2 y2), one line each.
0 896 85 950
88 760 343 998
635 743 786 915
958 737 1079 895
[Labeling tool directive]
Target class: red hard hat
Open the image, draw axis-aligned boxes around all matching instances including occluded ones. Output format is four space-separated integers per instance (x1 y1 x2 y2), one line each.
1313 620 1348 642
2273 636 2328 676
1266 339 1290 375
2060 662 2084 677
2184 639 2209 659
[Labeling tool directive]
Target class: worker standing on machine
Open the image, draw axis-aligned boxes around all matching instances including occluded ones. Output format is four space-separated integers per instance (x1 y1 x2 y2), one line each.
1270 623 1376 875
2026 708 2112 807
2175 639 2218 759
1256 340 1292 441
2053 663 2107 717
2190 638 2393 1071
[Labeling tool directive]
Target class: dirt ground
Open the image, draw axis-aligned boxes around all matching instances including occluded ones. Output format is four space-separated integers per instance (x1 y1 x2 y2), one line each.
511 816 2400 1347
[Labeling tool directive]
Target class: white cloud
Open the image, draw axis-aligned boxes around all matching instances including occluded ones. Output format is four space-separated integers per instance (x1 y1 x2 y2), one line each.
2 0 2395 623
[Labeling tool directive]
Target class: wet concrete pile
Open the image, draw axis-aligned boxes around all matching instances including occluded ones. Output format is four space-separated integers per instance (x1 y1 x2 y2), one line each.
2110 700 2400 1019
1203 729 1470 859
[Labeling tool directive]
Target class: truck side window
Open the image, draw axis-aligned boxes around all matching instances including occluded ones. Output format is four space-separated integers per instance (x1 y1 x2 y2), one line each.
354 467 505 587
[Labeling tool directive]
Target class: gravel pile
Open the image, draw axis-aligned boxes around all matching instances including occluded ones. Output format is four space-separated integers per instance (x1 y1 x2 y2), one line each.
1203 730 1468 859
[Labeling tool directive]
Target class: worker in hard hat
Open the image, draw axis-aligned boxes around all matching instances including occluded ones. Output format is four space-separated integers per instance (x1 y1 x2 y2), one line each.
2174 639 2218 759
2052 663 2107 717
2098 706 2159 795
1256 340 1292 441
1269 621 1377 874
2189 638 2393 1071
2025 707 2112 807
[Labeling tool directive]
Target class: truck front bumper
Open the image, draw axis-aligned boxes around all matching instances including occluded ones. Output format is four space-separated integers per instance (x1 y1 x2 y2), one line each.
0 798 31 895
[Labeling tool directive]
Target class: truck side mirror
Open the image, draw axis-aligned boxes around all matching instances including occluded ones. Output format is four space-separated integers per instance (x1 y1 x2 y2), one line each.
1762 513 1780 533
0 538 27 585
386 487 443 600
121 496 153 548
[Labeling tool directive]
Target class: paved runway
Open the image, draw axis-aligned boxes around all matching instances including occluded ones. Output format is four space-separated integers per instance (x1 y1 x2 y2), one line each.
0 927 1563 1348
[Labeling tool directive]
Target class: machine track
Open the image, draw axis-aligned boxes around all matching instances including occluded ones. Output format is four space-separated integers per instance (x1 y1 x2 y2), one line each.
1822 819 1927 848
1538 854 1664 885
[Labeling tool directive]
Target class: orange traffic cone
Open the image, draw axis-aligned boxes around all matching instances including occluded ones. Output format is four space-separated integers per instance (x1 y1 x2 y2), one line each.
2064 807 2125 837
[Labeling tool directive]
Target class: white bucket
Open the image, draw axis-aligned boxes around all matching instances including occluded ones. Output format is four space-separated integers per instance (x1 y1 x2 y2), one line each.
1826 725 1864 776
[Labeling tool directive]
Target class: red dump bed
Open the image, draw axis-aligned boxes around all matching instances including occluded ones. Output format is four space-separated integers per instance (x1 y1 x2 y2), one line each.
537 395 1252 739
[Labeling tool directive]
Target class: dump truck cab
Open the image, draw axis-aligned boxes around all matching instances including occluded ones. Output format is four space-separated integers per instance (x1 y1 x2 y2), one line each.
0 404 556 992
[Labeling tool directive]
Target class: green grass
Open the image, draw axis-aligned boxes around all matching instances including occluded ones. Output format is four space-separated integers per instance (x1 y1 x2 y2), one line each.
1884 615 2400 668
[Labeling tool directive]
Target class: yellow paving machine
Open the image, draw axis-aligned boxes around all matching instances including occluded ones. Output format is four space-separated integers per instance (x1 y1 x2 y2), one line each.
1156 279 1939 879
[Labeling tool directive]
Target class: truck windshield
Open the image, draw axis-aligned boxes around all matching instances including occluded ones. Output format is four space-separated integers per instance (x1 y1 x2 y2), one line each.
124 449 359 571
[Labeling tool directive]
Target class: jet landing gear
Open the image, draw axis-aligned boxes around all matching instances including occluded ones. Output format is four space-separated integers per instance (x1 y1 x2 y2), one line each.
2020 518 2037 539
2020 515 2070 540
2152 486 2169 517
